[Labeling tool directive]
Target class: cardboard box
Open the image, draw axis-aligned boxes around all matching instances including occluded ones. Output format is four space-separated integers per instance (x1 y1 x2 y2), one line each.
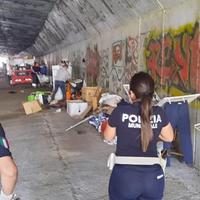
82 87 102 102
92 96 100 111
23 100 42 115
67 100 88 117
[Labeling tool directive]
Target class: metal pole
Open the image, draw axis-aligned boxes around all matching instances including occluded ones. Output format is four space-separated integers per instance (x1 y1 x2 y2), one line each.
155 0 166 92
65 115 94 132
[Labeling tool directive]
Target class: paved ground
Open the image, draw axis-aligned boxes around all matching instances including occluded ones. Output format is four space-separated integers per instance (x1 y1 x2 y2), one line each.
0 79 199 199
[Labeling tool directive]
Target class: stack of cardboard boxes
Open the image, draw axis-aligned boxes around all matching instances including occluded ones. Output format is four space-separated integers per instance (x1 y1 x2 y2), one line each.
81 87 102 110
66 87 102 117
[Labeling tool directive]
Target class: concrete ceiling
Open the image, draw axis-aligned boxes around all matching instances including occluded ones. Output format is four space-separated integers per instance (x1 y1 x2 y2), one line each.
0 0 187 56
0 0 57 55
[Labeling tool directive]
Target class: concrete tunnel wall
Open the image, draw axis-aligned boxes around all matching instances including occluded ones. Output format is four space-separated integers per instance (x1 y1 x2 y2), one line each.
39 0 200 94
36 0 200 168
36 0 200 166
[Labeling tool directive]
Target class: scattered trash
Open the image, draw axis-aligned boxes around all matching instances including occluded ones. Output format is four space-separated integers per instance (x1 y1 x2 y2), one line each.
76 130 86 135
54 87 63 100
49 99 59 105
103 137 117 145
88 112 109 132
8 91 16 94
27 94 35 101
67 100 88 117
65 115 94 132
99 93 122 107
27 91 51 105
55 108 61 113
47 95 52 103
48 99 66 108
32 83 37 88
22 100 42 115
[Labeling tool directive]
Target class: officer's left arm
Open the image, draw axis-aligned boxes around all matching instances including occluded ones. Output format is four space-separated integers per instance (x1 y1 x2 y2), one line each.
103 124 116 141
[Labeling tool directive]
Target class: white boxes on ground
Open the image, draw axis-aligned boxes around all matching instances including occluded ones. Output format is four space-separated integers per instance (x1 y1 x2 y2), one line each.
67 100 88 117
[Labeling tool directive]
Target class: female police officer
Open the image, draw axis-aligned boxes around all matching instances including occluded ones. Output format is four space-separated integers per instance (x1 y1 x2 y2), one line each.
104 71 174 200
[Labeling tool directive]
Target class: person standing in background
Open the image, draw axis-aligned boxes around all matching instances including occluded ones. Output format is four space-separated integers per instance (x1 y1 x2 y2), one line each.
51 60 71 101
39 62 48 75
31 62 40 88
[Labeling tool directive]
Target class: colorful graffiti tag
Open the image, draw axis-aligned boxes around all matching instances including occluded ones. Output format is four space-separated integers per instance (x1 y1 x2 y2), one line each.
71 51 82 79
112 41 124 67
111 40 126 94
145 22 200 94
85 44 100 86
124 36 139 83
99 48 110 88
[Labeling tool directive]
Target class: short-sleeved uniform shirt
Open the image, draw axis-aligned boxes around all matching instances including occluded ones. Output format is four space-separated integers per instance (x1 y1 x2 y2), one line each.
108 100 169 157
0 123 12 157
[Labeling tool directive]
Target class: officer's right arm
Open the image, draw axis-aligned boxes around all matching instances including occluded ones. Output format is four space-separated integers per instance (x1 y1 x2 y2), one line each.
103 124 116 141
159 122 174 142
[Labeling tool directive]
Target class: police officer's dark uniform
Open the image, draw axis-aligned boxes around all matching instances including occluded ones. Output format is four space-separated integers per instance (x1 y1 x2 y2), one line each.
108 100 169 200
0 123 11 158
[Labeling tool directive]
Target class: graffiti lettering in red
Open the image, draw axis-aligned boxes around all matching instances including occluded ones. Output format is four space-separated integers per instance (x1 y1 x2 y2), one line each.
145 23 200 93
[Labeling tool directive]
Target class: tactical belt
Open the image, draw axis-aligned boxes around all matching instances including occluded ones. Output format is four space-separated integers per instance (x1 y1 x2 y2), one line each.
107 153 167 172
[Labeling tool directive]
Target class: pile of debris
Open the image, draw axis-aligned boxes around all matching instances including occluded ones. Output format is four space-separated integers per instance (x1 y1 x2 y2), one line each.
65 92 122 144
22 91 51 115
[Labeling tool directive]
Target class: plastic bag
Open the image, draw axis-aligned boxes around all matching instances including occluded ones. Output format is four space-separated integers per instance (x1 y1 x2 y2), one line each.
54 87 63 100
99 93 122 107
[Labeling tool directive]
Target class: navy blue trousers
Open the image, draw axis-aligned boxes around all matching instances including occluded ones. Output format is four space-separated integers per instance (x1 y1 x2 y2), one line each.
52 80 66 100
109 165 164 200
163 102 193 165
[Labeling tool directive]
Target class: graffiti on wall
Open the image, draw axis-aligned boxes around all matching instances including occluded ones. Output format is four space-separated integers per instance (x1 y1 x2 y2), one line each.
111 40 126 94
85 44 100 86
112 40 124 67
71 51 82 79
110 37 139 94
124 36 139 83
145 22 200 94
99 48 110 88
